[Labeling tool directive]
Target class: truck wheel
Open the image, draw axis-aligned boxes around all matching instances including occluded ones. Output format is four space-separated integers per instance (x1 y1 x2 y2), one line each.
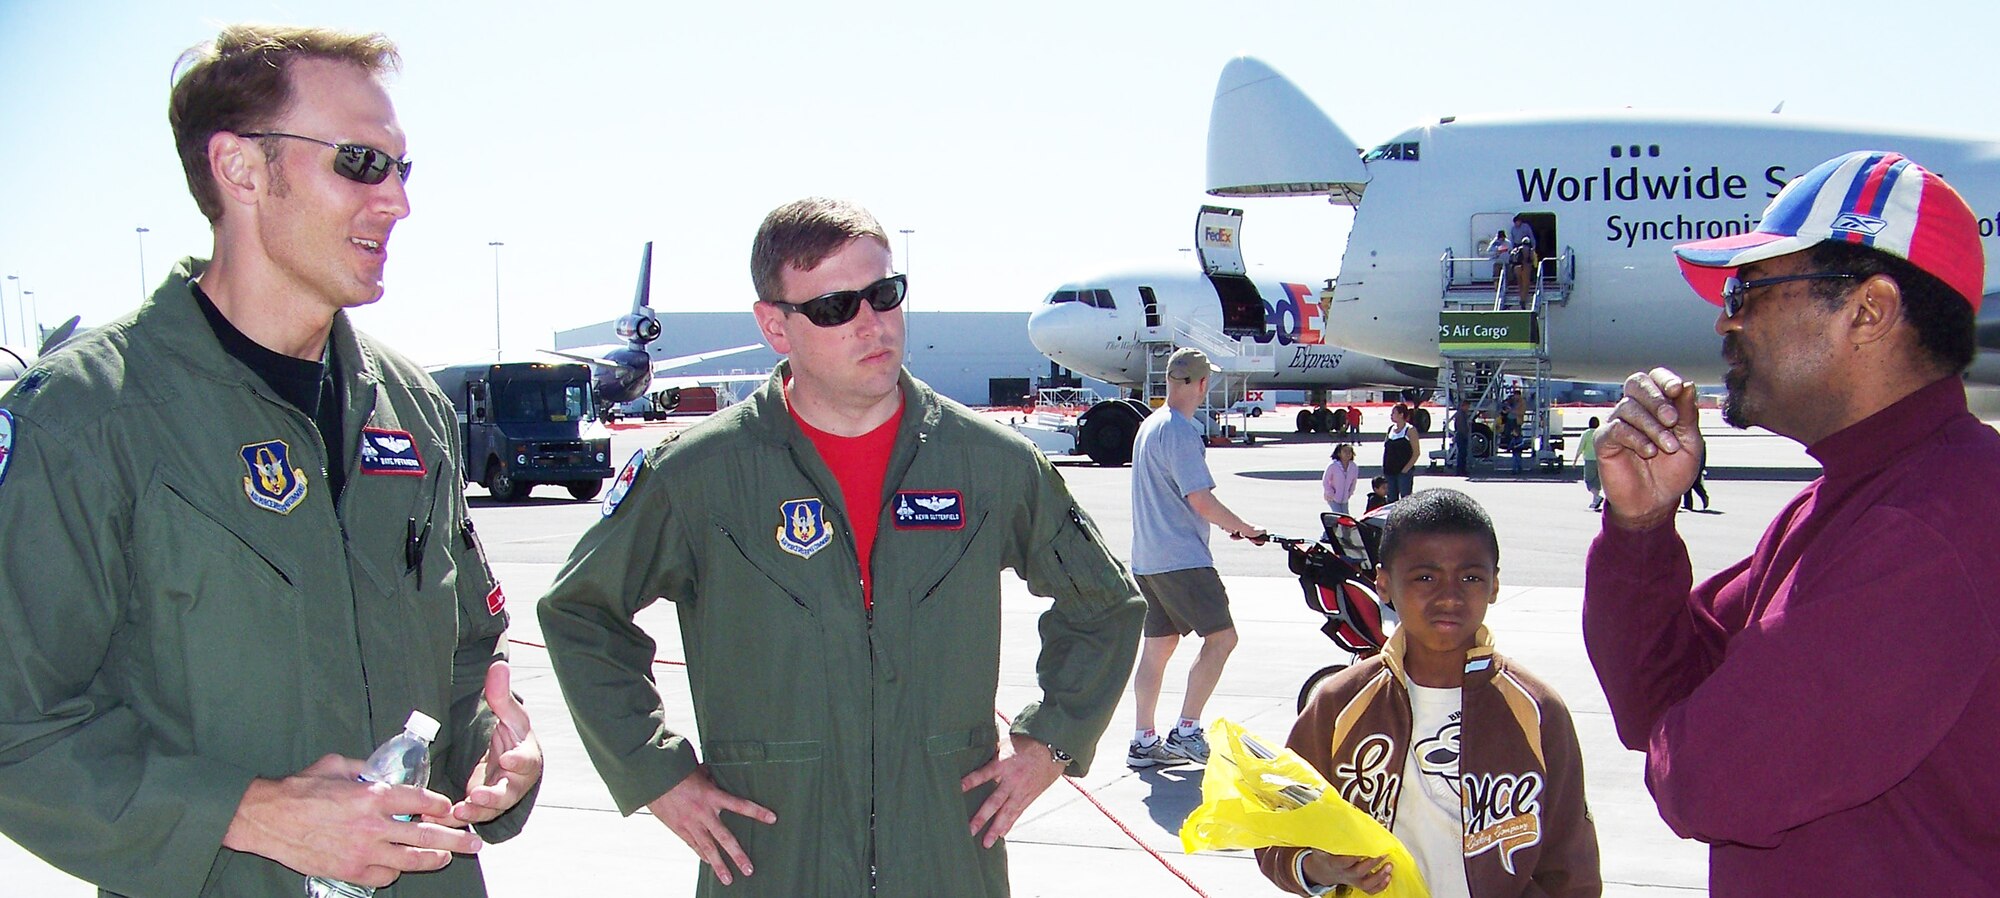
484 460 529 502
1247 406 1263 418
567 480 604 501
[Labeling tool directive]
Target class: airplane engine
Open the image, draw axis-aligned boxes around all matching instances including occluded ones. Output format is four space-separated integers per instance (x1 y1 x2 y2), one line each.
615 311 662 345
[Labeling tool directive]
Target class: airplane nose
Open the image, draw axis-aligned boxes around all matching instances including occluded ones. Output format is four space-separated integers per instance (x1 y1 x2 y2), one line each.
1027 301 1102 358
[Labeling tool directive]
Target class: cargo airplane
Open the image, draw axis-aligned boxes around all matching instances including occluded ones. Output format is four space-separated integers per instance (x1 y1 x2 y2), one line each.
1203 56 2000 386
545 242 765 417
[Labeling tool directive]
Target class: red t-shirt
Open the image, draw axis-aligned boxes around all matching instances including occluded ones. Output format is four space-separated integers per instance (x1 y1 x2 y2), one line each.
790 399 902 611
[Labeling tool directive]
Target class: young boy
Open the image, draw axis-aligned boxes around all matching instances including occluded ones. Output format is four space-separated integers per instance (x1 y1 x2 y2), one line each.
1363 476 1391 512
1256 489 1600 897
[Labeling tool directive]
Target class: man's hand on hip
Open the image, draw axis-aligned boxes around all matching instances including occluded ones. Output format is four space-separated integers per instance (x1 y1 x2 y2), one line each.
448 660 543 826
646 765 777 886
222 754 483 888
961 733 1067 848
1599 367 1705 531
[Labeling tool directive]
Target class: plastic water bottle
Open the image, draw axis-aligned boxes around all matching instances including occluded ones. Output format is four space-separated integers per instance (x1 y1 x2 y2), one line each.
305 710 441 898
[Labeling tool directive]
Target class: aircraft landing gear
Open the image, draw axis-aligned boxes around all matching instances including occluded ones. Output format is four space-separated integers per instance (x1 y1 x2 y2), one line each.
1076 398 1148 466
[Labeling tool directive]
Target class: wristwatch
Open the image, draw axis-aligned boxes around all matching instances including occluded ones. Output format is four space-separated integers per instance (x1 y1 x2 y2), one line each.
1044 741 1073 766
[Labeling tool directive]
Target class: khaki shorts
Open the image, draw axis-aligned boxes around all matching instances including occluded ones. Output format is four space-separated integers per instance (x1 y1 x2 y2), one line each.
1137 567 1234 637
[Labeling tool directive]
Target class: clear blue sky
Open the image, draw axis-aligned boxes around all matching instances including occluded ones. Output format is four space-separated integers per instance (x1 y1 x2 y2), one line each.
2 0 1994 364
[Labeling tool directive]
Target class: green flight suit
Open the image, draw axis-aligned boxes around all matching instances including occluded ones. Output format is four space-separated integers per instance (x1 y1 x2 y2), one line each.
0 260 532 897
539 363 1144 896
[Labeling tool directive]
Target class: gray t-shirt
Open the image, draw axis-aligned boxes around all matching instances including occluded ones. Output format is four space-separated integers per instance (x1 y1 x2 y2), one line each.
1130 407 1217 575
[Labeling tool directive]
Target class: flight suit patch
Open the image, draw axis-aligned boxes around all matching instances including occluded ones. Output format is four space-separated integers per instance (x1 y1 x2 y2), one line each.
775 497 831 559
892 490 964 530
0 409 14 489
486 583 506 616
240 439 309 514
601 450 644 517
359 427 426 476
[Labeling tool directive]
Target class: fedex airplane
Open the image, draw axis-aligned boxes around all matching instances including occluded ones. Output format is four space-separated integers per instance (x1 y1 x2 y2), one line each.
546 242 764 416
1026 206 1437 394
1204 56 2000 386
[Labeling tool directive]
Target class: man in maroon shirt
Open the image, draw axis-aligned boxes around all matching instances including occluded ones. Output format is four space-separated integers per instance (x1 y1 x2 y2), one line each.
1584 151 1999 895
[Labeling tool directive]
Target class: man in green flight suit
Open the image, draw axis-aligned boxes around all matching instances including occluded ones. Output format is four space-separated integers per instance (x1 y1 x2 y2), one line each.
0 25 539 897
539 197 1146 896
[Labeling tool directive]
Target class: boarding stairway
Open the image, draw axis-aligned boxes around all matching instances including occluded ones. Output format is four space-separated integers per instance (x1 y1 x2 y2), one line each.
1137 294 1275 436
1430 246 1574 473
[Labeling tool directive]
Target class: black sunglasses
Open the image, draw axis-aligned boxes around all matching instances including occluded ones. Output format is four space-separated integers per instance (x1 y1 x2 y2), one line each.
239 131 413 185
767 274 907 327
1720 272 1857 318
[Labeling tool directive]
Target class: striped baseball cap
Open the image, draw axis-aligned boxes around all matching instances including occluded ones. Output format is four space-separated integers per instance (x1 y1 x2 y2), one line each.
1673 151 1985 311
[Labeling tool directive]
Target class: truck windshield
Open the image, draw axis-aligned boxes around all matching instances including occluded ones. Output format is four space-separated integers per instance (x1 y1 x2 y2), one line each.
494 380 592 423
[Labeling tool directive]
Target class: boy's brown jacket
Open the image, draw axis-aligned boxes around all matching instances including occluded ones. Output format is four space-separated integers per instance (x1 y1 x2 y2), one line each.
1256 629 1601 897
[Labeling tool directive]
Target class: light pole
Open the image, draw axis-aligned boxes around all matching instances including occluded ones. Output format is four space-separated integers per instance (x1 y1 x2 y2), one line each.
136 227 151 300
19 291 32 347
2 275 16 346
897 228 915 278
488 241 504 362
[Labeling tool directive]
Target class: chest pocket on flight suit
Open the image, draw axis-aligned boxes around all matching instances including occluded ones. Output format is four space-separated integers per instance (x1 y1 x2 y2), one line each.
132 477 306 761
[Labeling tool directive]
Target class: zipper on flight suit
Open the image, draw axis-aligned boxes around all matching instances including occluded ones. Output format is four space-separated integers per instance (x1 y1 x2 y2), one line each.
247 381 380 736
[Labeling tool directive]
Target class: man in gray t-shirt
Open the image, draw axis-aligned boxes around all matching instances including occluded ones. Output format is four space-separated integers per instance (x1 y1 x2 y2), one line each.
1126 348 1265 770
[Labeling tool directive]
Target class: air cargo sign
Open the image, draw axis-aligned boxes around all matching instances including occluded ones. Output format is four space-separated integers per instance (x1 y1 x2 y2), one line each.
1515 162 2000 248
1439 311 1535 354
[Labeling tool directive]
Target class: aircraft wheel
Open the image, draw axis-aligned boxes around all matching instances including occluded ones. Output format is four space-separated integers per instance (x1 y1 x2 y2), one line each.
1077 399 1145 466
1313 407 1334 433
1297 663 1350 712
1296 409 1315 433
567 480 604 502
1470 423 1494 459
485 459 529 502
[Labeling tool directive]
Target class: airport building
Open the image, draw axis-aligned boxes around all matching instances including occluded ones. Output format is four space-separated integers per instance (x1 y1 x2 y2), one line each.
555 310 1112 408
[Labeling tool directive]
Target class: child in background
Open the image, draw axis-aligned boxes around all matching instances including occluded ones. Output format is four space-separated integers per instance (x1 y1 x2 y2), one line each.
1323 444 1361 515
1255 489 1600 897
1364 476 1391 512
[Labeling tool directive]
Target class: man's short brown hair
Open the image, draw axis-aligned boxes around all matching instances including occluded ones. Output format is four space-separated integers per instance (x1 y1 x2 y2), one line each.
749 198 891 303
169 25 400 223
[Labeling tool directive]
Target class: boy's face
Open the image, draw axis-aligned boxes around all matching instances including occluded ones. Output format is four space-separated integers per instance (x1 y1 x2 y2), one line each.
1379 531 1497 667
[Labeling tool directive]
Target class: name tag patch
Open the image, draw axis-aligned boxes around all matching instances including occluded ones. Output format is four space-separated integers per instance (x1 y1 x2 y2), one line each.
893 490 964 530
360 428 426 476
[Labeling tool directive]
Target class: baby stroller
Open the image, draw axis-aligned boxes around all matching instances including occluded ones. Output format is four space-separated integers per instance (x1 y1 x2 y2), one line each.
1270 507 1397 711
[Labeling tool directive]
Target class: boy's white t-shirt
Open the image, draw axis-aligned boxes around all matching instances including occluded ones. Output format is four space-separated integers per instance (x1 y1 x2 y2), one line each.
1394 682 1473 898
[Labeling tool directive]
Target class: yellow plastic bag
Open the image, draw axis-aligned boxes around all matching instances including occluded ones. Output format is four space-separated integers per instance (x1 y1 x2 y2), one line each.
1179 718 1429 898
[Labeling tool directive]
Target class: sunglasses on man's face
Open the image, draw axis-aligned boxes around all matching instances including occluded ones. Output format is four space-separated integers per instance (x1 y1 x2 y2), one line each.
239 131 413 185
1719 272 1856 318
768 274 907 327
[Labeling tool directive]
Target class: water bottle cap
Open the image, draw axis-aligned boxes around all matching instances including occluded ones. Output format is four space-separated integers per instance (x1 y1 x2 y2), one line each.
404 710 441 742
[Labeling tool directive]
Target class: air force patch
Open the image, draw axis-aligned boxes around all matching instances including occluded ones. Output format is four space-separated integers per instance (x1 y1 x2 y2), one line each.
359 427 425 476
776 497 832 558
893 490 964 530
0 409 15 490
241 439 309 514
601 450 644 517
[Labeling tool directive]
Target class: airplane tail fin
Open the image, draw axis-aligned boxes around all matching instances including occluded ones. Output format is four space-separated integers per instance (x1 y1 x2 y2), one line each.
39 316 81 356
633 241 653 312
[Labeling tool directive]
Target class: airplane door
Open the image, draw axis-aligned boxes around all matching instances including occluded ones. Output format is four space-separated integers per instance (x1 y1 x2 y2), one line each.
1195 205 1268 337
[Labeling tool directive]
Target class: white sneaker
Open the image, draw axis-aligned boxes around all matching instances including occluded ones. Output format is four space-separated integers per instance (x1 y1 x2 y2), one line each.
1165 728 1210 765
1126 738 1189 769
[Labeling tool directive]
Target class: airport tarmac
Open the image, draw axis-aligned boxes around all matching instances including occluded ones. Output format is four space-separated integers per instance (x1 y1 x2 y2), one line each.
5 405 1866 897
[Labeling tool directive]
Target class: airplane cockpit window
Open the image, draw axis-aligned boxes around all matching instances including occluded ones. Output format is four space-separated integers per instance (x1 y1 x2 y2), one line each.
1363 141 1419 162
1090 289 1115 309
1046 290 1079 305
